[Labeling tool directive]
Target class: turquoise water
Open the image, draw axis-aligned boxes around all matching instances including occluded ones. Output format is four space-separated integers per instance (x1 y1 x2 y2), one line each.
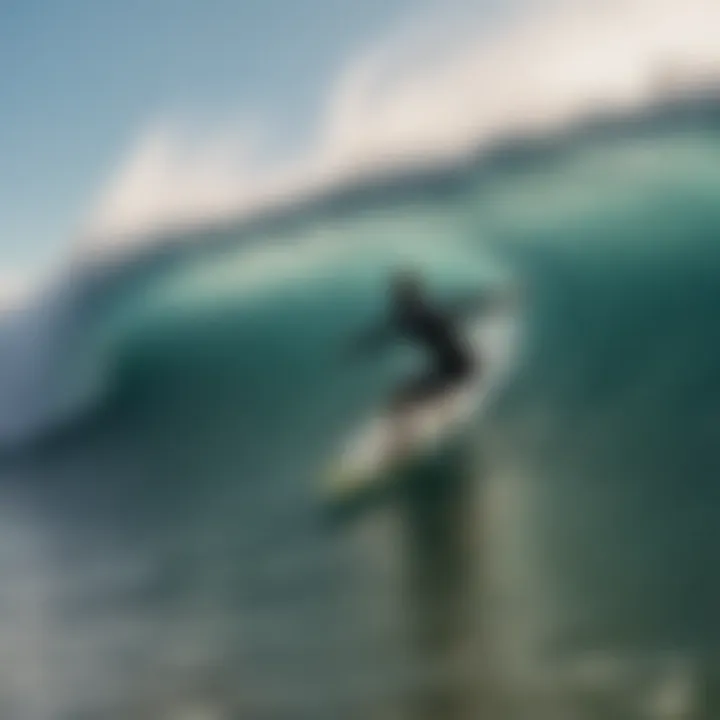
3 97 720 718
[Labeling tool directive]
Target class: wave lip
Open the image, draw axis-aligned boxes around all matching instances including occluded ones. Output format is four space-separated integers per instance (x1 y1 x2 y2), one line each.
83 0 720 253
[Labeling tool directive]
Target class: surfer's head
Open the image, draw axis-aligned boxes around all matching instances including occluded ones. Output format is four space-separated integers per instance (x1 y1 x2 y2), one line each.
389 269 424 306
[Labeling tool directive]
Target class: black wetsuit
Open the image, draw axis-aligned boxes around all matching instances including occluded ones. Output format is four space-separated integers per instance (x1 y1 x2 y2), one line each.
391 299 475 407
352 285 492 409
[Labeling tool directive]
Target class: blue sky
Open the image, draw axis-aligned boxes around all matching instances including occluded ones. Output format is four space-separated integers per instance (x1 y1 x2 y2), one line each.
0 0 425 274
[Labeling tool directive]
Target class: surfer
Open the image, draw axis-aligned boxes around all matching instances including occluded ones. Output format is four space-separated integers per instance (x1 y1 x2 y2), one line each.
323 270 514 517
350 270 503 414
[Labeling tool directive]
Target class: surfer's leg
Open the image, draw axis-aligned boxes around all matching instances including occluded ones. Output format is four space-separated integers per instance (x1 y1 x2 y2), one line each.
390 352 476 416
441 356 476 394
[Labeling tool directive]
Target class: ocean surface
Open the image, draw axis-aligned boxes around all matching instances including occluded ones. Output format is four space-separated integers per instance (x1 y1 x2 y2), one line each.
2 91 720 719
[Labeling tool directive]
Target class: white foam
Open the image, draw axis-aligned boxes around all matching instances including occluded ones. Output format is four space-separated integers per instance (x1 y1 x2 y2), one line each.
82 0 720 254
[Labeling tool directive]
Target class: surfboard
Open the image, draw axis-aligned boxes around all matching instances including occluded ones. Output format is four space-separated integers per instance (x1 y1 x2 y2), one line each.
321 308 518 517
323 381 478 503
